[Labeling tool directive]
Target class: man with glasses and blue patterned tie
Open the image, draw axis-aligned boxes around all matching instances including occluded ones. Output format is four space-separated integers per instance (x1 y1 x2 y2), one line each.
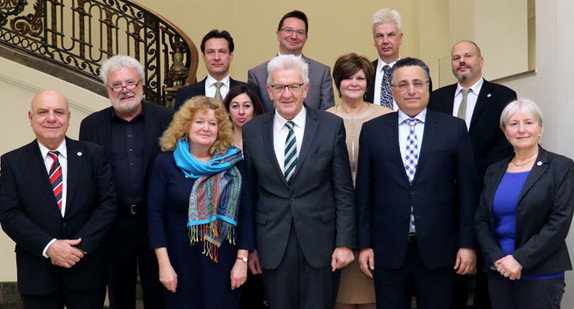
0 90 117 309
248 10 334 112
243 54 355 309
80 55 174 309
356 57 479 309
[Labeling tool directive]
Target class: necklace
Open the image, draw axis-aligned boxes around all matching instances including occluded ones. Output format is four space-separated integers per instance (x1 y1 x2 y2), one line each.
512 152 538 167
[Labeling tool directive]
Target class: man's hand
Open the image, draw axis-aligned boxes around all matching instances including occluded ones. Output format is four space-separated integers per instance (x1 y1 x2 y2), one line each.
358 248 375 278
331 247 354 272
46 238 84 268
248 250 262 275
454 248 476 275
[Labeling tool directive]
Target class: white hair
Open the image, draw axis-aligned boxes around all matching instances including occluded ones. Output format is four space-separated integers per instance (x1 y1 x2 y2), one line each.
266 55 309 85
372 8 402 33
100 55 145 85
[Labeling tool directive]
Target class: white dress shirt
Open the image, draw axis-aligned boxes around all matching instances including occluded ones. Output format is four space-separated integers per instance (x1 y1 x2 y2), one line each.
273 107 307 173
373 57 399 110
205 74 231 99
452 77 484 130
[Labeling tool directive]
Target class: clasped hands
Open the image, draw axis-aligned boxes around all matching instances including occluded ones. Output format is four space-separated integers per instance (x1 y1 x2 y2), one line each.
46 238 84 268
495 255 522 280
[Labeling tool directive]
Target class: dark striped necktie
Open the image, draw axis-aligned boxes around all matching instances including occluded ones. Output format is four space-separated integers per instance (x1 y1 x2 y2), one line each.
48 151 63 209
284 121 297 184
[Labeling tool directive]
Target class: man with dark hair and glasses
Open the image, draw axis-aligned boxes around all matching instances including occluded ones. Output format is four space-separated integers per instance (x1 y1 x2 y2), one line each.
248 10 334 112
356 57 479 308
243 54 355 309
79 55 174 309
175 29 247 110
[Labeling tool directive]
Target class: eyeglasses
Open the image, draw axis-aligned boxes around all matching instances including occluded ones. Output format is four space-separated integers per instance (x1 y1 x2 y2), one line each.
108 80 142 93
280 28 306 37
391 80 429 91
270 83 305 93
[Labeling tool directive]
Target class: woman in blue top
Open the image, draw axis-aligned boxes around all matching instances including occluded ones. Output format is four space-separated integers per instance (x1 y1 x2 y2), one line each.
474 98 574 309
147 96 254 309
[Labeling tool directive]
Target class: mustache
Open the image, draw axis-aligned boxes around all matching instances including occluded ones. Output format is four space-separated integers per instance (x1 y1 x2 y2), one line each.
119 93 135 100
457 63 470 71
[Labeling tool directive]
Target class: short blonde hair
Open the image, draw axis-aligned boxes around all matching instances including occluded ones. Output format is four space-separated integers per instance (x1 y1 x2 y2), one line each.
160 96 234 154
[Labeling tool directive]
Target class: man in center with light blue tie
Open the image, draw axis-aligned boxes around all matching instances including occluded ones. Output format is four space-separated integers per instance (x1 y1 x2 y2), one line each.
243 54 356 309
356 57 479 308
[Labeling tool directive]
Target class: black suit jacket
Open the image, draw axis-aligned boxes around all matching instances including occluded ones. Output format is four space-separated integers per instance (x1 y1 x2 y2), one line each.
474 147 574 276
429 80 516 179
243 107 355 270
356 111 479 270
0 138 117 295
174 77 246 110
79 101 174 194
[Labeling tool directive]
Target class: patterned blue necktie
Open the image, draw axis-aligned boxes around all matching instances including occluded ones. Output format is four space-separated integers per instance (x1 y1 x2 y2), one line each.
380 65 393 109
404 118 419 233
284 121 297 184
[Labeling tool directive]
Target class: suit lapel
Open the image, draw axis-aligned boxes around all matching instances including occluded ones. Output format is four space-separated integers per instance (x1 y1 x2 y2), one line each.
518 148 548 203
24 141 62 216
470 80 492 129
413 112 439 184
97 109 113 158
292 107 318 181
142 102 160 176
261 113 284 182
65 138 82 218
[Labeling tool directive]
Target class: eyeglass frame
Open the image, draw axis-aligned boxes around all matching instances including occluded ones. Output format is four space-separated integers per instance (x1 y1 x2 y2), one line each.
391 80 429 91
269 83 305 93
108 80 142 93
279 27 307 37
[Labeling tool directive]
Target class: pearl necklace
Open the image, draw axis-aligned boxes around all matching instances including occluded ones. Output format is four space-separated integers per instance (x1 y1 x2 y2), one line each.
512 152 538 167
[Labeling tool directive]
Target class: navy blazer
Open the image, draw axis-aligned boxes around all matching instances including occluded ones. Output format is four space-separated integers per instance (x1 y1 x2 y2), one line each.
247 55 335 112
243 107 355 269
174 77 246 110
474 147 574 276
429 80 516 180
356 111 479 270
0 138 117 295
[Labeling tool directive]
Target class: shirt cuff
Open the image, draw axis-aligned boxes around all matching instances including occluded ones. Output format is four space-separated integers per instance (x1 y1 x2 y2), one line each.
43 238 57 258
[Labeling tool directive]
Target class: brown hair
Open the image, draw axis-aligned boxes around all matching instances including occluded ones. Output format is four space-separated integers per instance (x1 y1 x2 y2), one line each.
332 53 374 97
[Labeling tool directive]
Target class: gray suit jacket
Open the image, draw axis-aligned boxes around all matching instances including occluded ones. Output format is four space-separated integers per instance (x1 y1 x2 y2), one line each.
247 55 335 112
243 107 355 270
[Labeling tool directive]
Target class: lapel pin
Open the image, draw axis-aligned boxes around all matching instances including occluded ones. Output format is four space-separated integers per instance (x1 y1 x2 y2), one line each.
537 161 542 166
77 152 82 156
487 93 492 97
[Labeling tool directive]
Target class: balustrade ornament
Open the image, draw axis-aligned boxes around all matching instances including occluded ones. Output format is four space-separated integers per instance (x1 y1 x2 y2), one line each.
0 0 198 106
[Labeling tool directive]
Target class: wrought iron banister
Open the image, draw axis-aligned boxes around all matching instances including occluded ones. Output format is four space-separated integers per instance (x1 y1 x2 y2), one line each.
0 0 198 107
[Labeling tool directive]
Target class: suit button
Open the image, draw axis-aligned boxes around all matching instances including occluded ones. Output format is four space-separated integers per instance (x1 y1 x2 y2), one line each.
62 222 67 227
409 190 414 195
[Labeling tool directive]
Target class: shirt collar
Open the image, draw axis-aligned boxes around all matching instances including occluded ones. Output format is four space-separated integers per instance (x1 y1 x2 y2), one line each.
398 108 427 124
38 139 68 159
456 77 484 95
207 74 230 87
274 106 307 129
378 57 401 70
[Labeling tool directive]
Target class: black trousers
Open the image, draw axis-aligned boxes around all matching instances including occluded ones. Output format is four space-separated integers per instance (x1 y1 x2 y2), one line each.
374 239 454 309
262 226 339 309
21 286 106 309
107 213 164 309
487 273 565 309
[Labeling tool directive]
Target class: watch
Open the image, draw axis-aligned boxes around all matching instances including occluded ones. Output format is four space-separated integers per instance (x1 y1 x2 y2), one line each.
237 256 248 263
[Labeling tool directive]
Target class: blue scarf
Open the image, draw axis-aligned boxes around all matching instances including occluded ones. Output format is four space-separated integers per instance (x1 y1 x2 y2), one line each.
174 139 242 179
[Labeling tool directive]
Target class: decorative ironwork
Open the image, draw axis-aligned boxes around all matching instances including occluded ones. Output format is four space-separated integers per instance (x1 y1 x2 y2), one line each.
0 0 198 106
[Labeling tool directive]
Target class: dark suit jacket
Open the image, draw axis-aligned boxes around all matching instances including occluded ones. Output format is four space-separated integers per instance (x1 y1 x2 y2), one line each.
174 77 246 110
356 111 479 270
474 147 574 276
429 80 516 179
0 138 117 295
243 107 355 270
247 56 335 112
79 101 174 193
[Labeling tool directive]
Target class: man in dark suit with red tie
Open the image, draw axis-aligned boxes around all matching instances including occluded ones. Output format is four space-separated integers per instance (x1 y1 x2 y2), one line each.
429 40 517 309
356 58 479 308
0 90 117 309
175 29 246 109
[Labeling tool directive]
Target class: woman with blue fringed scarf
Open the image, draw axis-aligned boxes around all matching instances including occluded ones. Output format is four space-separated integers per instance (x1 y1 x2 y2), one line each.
147 96 254 309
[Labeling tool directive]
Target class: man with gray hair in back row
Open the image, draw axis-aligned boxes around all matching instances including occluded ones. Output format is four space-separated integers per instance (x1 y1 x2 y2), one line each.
243 54 356 309
80 55 174 309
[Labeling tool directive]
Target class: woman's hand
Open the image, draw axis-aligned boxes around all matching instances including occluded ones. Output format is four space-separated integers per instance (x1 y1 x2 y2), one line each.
155 248 178 292
495 255 523 280
231 252 248 290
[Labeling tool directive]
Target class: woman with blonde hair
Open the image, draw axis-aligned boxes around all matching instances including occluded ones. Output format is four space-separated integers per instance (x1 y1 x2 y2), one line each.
148 96 254 309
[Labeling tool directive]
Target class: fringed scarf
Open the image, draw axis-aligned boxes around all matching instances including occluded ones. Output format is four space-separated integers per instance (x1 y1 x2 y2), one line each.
173 139 243 262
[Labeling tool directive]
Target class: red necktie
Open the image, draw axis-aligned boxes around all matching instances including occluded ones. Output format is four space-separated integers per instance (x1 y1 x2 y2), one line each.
48 151 63 209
